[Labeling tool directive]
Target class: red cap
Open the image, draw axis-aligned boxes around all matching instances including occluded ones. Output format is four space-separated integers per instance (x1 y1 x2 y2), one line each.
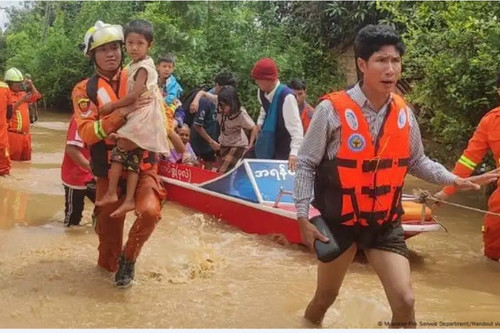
251 57 279 80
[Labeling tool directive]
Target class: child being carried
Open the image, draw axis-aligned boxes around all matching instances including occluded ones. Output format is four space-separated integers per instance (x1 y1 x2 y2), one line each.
95 19 169 217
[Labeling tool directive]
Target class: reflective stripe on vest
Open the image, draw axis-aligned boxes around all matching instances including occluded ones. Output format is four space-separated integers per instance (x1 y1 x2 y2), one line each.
322 91 410 226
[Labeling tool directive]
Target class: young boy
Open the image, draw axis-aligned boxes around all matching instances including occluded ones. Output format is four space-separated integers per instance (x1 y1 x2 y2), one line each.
288 78 315 134
157 54 185 127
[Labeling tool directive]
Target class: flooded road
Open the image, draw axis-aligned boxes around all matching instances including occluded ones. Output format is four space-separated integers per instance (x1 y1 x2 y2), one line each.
0 112 499 328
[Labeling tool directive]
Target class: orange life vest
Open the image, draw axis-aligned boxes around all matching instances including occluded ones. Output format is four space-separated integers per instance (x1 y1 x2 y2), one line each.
314 91 410 227
299 102 314 134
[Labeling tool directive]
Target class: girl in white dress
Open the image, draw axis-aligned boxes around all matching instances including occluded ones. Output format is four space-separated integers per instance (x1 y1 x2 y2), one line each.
95 19 169 217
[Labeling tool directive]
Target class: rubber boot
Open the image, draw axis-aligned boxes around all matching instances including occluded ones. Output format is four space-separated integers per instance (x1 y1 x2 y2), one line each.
115 253 135 288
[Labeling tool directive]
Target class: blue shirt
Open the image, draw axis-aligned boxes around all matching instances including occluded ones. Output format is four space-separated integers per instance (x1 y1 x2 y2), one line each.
163 74 183 105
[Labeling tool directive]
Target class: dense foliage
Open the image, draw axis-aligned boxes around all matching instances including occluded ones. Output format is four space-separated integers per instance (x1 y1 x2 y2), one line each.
0 1 345 116
379 1 500 165
1 1 499 165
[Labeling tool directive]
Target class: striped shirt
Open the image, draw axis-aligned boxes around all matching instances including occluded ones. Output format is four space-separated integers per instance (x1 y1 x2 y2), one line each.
294 83 457 219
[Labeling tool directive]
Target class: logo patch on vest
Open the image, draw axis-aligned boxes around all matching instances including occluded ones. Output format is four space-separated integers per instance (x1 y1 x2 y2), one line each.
345 109 358 130
348 133 366 152
397 108 407 129
78 98 91 117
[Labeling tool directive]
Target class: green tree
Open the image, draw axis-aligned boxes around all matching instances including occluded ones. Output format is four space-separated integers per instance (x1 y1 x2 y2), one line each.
1 1 344 117
379 1 500 166
0 30 7 76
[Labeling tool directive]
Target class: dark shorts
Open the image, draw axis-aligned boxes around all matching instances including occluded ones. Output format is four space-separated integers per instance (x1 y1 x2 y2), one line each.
110 147 143 173
326 219 409 259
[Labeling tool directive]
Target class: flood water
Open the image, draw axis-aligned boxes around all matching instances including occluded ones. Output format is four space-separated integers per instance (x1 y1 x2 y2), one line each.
0 112 499 328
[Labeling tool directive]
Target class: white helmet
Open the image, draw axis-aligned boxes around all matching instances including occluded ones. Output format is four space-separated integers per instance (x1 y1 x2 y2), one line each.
81 20 124 56
4 67 24 82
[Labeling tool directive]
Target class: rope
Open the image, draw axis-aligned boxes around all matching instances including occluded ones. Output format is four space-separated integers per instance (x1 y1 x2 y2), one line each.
413 189 500 218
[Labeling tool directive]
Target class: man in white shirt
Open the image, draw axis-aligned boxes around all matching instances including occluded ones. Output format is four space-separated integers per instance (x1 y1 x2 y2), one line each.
251 57 303 171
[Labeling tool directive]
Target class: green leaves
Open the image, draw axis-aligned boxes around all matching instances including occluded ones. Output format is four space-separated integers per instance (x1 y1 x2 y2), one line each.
381 2 500 166
3 0 496 171
1 1 344 117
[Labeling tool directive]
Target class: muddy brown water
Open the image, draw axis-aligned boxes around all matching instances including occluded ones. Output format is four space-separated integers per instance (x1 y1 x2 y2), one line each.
0 112 499 328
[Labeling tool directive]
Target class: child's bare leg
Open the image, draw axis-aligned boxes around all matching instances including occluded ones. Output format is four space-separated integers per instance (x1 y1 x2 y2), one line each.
110 171 138 218
110 146 142 218
95 138 133 207
95 161 122 206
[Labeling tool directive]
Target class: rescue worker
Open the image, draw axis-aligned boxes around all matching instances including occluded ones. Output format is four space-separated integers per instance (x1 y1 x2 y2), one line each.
72 21 166 288
5 67 42 161
0 78 11 175
293 25 498 327
434 73 500 261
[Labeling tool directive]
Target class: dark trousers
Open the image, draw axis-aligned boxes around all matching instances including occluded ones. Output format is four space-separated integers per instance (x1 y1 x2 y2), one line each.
64 185 96 226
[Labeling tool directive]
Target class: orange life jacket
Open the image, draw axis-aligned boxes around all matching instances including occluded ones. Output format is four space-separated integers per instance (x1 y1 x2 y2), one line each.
314 91 410 227
299 102 314 134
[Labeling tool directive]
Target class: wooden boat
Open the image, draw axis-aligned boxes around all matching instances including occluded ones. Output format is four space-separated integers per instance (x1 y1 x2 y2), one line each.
158 159 442 243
